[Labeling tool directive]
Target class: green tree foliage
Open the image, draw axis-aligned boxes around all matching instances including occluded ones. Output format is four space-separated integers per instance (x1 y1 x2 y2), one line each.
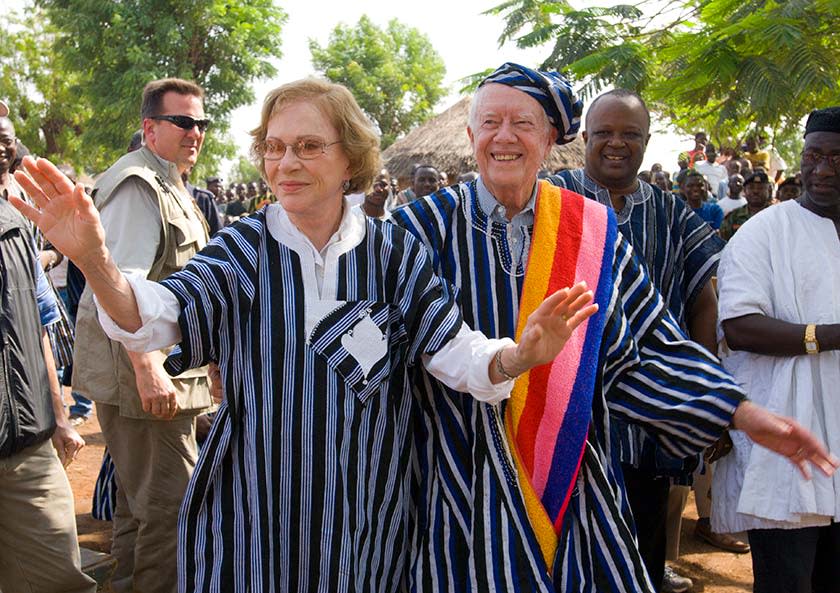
489 0 840 163
228 155 262 184
0 9 92 168
31 0 286 174
310 16 446 148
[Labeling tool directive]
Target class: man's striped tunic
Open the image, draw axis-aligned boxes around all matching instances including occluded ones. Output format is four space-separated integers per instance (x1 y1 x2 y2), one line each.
159 210 462 593
551 169 725 475
392 181 744 592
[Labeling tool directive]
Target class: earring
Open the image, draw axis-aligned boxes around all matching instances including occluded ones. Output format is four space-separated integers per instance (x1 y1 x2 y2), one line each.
342 180 350 192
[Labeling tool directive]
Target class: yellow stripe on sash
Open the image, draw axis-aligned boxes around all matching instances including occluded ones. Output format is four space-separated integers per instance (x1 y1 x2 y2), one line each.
504 182 564 567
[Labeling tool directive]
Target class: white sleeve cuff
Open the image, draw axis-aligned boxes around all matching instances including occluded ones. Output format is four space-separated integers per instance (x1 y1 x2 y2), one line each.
422 323 516 404
94 271 182 352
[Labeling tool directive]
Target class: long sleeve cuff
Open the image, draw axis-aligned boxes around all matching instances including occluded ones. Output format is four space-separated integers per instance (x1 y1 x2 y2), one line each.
94 271 182 352
422 323 515 404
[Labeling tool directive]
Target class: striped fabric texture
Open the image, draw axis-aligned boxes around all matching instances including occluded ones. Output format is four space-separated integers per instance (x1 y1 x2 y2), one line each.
504 184 615 564
392 180 745 592
551 170 725 476
480 63 583 145
159 211 462 593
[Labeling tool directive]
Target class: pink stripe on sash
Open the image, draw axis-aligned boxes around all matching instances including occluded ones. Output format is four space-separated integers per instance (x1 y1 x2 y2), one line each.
529 200 608 497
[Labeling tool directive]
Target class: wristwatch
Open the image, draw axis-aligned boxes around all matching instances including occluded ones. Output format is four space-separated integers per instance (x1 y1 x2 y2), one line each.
804 324 820 355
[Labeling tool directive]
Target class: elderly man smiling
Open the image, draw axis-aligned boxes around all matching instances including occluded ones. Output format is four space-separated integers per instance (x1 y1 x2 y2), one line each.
391 64 837 592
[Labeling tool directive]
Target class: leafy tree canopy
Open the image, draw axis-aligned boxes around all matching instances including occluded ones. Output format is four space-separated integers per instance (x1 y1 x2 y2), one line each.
489 0 840 164
0 10 92 168
310 15 447 148
228 154 262 184
9 0 286 175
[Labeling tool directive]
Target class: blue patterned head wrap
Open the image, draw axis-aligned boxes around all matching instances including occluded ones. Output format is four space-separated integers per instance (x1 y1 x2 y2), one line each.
479 62 583 145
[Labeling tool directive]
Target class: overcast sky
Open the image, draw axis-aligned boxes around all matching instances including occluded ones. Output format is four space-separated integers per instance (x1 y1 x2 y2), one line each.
2 0 687 173
227 0 687 176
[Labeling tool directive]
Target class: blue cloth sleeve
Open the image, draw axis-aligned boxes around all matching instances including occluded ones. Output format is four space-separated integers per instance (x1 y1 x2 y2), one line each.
34 241 60 326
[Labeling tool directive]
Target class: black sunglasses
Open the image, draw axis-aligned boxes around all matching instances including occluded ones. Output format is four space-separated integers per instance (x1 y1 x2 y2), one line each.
150 114 210 132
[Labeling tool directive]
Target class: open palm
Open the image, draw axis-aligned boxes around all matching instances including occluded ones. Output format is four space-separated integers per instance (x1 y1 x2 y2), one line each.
515 282 599 369
12 155 107 263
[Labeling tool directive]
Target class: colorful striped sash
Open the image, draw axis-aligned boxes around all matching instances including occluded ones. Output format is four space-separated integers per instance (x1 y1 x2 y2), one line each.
504 181 616 567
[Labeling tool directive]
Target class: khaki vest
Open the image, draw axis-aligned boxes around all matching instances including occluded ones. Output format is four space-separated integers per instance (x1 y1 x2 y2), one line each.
73 147 211 419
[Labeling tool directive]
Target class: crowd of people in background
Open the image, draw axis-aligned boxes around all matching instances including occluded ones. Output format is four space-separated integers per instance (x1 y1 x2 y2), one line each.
0 64 838 593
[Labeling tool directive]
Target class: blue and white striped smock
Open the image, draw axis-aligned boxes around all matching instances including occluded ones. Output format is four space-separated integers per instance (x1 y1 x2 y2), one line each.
392 180 744 593
551 170 725 477
159 209 462 593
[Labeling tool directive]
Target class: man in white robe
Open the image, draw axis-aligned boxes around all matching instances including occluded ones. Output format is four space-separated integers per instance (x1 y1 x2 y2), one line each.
713 106 840 593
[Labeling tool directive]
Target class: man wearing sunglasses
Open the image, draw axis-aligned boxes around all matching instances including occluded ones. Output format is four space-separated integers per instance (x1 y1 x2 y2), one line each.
71 78 212 593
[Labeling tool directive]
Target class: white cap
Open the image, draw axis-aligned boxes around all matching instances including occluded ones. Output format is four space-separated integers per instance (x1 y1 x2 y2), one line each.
0 101 8 118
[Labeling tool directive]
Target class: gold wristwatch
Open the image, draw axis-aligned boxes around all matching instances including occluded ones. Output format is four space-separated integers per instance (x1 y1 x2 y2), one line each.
804 324 820 355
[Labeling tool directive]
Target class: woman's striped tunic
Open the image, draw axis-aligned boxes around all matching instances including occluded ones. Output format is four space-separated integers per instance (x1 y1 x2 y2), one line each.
159 210 462 593
392 181 745 593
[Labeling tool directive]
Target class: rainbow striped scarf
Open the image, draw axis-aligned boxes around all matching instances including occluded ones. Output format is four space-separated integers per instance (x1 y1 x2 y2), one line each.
504 181 616 567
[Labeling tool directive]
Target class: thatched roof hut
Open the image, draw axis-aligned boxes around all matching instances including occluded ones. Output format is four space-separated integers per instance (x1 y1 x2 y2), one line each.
382 96 585 185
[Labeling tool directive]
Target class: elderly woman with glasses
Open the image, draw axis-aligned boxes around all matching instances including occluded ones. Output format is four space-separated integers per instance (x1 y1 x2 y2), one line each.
13 78 598 593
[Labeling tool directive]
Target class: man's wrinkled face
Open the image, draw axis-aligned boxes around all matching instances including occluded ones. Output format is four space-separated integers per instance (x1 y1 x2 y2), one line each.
583 95 650 191
467 84 555 199
0 119 17 175
800 131 840 209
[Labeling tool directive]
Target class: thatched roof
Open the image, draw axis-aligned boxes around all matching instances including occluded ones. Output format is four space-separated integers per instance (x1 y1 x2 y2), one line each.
382 96 584 181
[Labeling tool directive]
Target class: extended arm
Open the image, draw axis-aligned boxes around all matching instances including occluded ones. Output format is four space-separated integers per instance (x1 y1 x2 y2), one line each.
605 235 837 479
723 314 840 356
424 282 598 402
12 156 143 332
14 156 184 420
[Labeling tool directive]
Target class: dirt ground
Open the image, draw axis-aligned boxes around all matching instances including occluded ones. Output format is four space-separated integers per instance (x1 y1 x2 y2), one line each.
66 407 756 592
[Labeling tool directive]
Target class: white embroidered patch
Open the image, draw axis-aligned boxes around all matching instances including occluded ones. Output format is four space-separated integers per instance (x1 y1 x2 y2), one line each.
341 314 387 379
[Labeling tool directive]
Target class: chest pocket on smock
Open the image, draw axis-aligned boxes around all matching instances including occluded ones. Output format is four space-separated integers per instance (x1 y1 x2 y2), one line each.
307 301 406 404
167 215 206 269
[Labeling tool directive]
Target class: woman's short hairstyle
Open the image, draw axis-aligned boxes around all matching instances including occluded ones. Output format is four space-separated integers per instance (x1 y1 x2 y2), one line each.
250 78 380 194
